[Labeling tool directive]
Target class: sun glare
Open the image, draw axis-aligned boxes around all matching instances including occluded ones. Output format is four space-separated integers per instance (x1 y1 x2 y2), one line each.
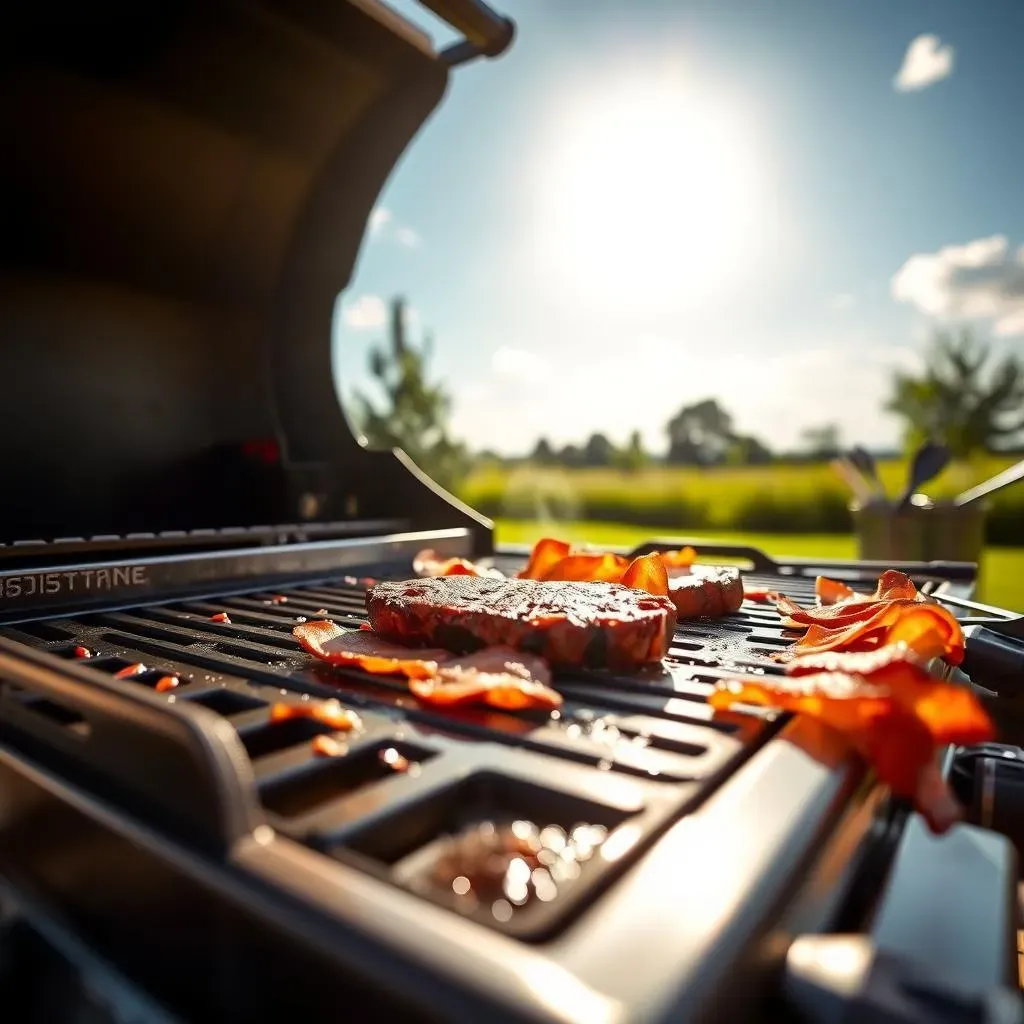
538 78 764 311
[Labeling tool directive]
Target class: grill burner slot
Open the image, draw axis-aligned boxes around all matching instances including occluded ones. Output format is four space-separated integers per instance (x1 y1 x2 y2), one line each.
14 622 76 642
338 770 637 939
184 689 266 716
17 695 90 737
240 717 339 760
745 632 800 647
260 741 437 819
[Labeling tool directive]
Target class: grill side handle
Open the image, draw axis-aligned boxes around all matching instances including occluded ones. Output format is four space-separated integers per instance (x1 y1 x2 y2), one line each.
627 539 781 574
0 638 262 857
627 540 979 585
417 0 516 61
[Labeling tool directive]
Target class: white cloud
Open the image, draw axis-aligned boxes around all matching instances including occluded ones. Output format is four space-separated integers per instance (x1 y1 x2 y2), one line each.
830 293 856 312
894 34 955 92
369 207 391 235
366 206 422 247
342 294 387 330
491 346 551 380
993 310 1024 338
395 226 421 248
891 235 1024 336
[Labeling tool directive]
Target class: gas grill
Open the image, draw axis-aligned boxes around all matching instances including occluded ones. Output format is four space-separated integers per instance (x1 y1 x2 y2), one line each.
2 2 1023 1022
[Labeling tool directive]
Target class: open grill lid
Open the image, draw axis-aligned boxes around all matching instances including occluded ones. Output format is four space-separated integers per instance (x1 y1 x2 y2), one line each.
0 0 509 551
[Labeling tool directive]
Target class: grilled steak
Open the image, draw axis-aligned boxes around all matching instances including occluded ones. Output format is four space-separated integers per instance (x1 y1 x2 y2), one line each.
668 566 744 618
367 576 677 671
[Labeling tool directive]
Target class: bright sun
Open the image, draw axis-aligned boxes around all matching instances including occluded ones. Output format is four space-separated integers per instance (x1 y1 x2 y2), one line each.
538 78 764 311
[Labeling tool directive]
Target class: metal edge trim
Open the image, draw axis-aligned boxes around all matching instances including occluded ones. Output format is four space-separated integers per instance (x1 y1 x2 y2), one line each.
0 528 473 619
545 717 865 1022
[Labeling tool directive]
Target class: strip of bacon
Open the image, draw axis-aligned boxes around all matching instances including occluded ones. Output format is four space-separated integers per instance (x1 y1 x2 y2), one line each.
294 620 447 679
620 553 670 597
312 735 347 758
294 621 563 710
815 576 857 605
786 644 931 679
709 665 993 832
537 552 628 583
870 569 921 602
412 549 481 577
114 663 147 679
519 538 571 580
776 595 920 630
526 546 671 597
413 548 505 578
884 606 965 665
661 546 697 572
270 698 362 731
777 602 964 665
408 648 561 711
776 570 923 629
518 538 696 593
786 646 989 746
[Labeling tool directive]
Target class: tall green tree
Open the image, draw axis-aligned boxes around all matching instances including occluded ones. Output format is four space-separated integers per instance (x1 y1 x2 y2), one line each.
665 399 735 465
559 443 585 468
350 297 469 491
886 330 1024 458
727 434 773 465
530 437 556 465
583 432 616 467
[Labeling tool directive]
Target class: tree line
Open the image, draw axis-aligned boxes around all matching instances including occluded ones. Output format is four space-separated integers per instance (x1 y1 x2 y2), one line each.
520 404 843 471
352 298 1024 487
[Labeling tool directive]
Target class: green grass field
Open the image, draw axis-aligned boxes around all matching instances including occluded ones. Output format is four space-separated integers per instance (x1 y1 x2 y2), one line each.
494 518 1024 613
461 455 1022 543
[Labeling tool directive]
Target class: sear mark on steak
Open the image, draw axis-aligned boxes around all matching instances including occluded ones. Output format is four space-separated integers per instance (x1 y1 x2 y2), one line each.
367 576 677 671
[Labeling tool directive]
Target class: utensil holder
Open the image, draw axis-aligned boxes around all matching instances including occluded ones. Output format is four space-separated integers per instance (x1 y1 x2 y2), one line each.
852 500 987 569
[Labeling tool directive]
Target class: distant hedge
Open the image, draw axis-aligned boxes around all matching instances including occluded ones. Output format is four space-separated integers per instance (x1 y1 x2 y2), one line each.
456 459 1022 546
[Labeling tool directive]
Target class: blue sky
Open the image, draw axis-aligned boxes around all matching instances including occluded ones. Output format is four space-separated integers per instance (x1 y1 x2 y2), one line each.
334 0 1024 456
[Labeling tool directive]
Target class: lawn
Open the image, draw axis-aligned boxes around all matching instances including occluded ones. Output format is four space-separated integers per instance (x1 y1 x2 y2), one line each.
493 518 1024 613
460 455 1021 544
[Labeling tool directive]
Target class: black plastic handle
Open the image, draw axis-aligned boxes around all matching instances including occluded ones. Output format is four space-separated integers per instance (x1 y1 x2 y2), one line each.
962 626 1024 697
624 539 980 583
0 637 263 855
780 557 979 581
626 539 780 573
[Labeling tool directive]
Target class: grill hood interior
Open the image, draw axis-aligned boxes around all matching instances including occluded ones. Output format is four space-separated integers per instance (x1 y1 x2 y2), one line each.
0 1 492 549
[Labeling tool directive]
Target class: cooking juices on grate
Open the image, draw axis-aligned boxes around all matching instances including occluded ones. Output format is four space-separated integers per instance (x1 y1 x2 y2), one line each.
415 819 609 921
340 771 633 937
